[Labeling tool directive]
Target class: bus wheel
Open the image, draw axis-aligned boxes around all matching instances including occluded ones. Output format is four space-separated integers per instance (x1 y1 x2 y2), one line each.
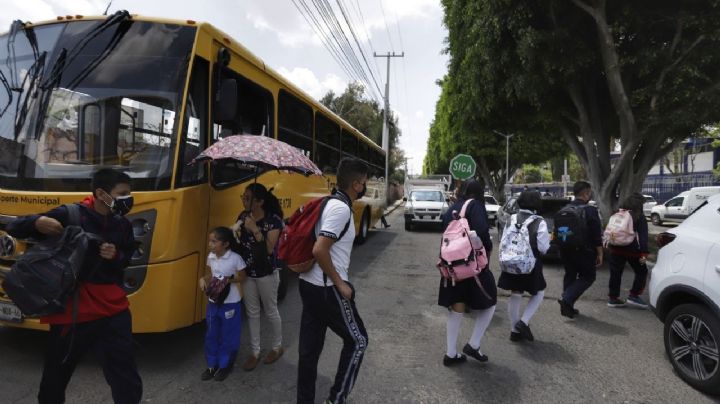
356 210 370 244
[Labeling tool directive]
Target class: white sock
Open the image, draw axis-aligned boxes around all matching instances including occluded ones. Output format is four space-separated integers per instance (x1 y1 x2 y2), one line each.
446 310 463 357
521 291 545 325
468 306 496 352
508 293 522 332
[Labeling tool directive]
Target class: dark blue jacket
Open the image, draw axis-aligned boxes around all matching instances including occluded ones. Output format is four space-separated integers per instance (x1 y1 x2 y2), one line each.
442 198 493 252
7 201 134 286
570 199 603 250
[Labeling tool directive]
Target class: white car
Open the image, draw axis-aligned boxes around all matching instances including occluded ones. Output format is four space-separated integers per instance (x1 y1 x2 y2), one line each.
649 193 720 395
403 188 449 231
484 194 500 226
642 194 657 217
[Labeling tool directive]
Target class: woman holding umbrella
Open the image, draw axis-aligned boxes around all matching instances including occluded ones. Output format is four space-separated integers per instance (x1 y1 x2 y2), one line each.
233 183 285 371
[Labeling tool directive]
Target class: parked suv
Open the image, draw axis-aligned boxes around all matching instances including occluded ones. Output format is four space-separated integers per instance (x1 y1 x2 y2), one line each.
484 194 500 226
649 193 720 395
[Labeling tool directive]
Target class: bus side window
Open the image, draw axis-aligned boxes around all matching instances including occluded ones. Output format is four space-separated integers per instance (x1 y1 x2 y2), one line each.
341 129 358 159
315 113 341 174
212 66 274 140
278 90 313 157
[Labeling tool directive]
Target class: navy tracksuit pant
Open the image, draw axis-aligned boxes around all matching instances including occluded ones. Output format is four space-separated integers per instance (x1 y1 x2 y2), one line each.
38 309 142 404
561 249 597 307
297 279 368 404
205 301 243 370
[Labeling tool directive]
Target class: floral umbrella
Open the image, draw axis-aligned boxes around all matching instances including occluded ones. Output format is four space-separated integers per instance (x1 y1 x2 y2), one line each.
193 134 322 176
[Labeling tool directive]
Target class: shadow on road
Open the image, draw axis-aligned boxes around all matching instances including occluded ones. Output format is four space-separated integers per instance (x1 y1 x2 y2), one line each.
514 340 578 365
568 315 629 336
449 361 523 402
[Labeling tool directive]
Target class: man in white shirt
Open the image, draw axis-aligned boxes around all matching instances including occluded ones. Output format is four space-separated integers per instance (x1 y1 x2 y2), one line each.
297 158 370 404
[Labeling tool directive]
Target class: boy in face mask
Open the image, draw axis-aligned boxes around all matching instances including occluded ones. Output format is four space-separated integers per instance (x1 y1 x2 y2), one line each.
7 167 142 404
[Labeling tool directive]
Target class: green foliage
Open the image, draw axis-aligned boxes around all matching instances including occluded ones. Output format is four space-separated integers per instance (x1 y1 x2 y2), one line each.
515 164 552 184
320 82 404 176
436 0 720 218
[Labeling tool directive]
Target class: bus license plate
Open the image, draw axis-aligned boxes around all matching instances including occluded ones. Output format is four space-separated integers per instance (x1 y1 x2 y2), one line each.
0 301 23 323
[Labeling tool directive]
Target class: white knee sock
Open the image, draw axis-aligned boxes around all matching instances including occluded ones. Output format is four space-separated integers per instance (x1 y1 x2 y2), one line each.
521 291 545 325
446 310 464 357
508 293 522 332
468 306 496 353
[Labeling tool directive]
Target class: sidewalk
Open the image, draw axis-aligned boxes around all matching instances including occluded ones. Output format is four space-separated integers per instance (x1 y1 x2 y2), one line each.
384 199 404 215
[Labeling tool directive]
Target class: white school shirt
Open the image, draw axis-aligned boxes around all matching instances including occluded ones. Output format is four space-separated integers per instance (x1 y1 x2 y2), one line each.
517 209 551 254
207 250 247 303
299 198 355 287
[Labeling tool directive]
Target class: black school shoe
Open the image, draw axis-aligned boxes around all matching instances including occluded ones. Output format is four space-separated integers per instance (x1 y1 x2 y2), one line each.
515 320 535 342
201 367 217 381
462 344 489 362
558 299 576 319
510 332 523 342
443 353 467 366
214 367 231 381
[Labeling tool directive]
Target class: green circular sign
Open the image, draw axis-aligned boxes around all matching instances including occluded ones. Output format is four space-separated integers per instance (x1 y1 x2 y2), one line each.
449 154 477 180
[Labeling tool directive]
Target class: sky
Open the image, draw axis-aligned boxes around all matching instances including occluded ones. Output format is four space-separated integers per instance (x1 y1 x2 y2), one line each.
0 0 449 175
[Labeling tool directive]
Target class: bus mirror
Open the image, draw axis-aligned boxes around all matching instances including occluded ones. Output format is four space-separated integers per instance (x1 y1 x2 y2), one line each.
402 197 407 202
215 79 237 122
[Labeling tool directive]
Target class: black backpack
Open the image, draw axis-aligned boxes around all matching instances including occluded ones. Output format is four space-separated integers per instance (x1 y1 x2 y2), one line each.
553 204 587 250
2 205 100 317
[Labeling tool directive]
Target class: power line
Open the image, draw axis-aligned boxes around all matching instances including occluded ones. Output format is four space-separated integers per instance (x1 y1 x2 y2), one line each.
378 0 395 52
350 0 384 84
335 0 383 97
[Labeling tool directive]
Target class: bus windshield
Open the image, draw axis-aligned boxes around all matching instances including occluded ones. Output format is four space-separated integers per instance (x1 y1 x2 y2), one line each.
0 19 196 191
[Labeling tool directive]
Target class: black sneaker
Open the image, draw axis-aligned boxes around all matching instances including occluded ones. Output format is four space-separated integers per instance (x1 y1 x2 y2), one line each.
214 367 231 381
200 367 216 381
462 343 489 362
442 353 467 366
509 332 523 342
607 297 626 308
558 299 576 319
515 320 534 342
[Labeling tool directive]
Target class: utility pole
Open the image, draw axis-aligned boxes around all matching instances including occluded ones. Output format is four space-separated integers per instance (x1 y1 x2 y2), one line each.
374 51 404 197
493 130 514 185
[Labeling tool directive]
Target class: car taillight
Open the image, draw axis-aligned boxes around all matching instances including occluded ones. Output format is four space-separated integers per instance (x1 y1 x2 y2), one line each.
656 232 676 248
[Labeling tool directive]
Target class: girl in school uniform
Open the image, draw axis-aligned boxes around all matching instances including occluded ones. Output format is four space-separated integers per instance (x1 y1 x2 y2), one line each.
439 180 497 366
497 191 550 342
199 227 247 381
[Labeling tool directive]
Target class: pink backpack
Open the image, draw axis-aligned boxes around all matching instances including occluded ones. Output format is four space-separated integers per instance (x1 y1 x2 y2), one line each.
437 199 489 286
603 209 636 247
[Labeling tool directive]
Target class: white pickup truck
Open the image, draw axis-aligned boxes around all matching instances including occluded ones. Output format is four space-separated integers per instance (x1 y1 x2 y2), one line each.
650 186 720 225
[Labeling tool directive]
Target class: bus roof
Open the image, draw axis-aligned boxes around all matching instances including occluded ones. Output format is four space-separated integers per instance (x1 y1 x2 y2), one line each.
12 13 384 154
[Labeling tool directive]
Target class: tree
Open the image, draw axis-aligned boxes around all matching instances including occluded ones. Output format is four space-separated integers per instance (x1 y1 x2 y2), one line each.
320 82 404 179
424 75 567 202
440 0 720 220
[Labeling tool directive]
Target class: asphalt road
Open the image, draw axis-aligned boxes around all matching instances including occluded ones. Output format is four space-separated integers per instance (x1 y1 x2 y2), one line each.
0 208 715 404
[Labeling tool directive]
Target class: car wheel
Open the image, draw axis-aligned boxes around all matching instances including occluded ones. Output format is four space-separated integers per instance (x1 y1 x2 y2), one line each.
651 213 662 226
355 210 370 244
405 220 413 231
664 303 720 395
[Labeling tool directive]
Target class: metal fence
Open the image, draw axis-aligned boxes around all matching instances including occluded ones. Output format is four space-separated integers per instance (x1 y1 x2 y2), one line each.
641 173 719 203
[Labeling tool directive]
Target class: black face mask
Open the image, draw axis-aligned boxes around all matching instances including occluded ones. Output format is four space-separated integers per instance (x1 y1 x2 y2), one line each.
356 183 367 200
102 192 134 216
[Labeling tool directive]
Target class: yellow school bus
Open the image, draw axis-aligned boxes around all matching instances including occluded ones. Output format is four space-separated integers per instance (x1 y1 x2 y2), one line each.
0 12 387 332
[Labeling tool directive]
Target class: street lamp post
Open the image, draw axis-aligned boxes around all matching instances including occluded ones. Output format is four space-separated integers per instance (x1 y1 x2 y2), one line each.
493 130 514 185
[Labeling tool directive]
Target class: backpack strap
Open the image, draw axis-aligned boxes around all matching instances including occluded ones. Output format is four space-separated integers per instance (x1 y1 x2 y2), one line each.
319 195 353 287
65 203 81 227
458 199 474 219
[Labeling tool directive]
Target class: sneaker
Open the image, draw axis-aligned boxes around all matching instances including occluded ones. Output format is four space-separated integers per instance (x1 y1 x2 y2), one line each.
242 355 259 371
515 320 534 342
214 367 231 381
442 353 467 366
607 297 626 308
510 331 523 342
626 295 649 309
200 367 216 381
263 347 284 364
462 343 489 362
558 299 576 319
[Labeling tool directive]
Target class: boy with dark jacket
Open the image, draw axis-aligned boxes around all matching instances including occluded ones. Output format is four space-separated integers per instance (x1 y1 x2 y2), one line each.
8 168 142 404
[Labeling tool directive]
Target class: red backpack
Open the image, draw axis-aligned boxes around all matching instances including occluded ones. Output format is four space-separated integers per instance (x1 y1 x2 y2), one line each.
277 195 351 273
